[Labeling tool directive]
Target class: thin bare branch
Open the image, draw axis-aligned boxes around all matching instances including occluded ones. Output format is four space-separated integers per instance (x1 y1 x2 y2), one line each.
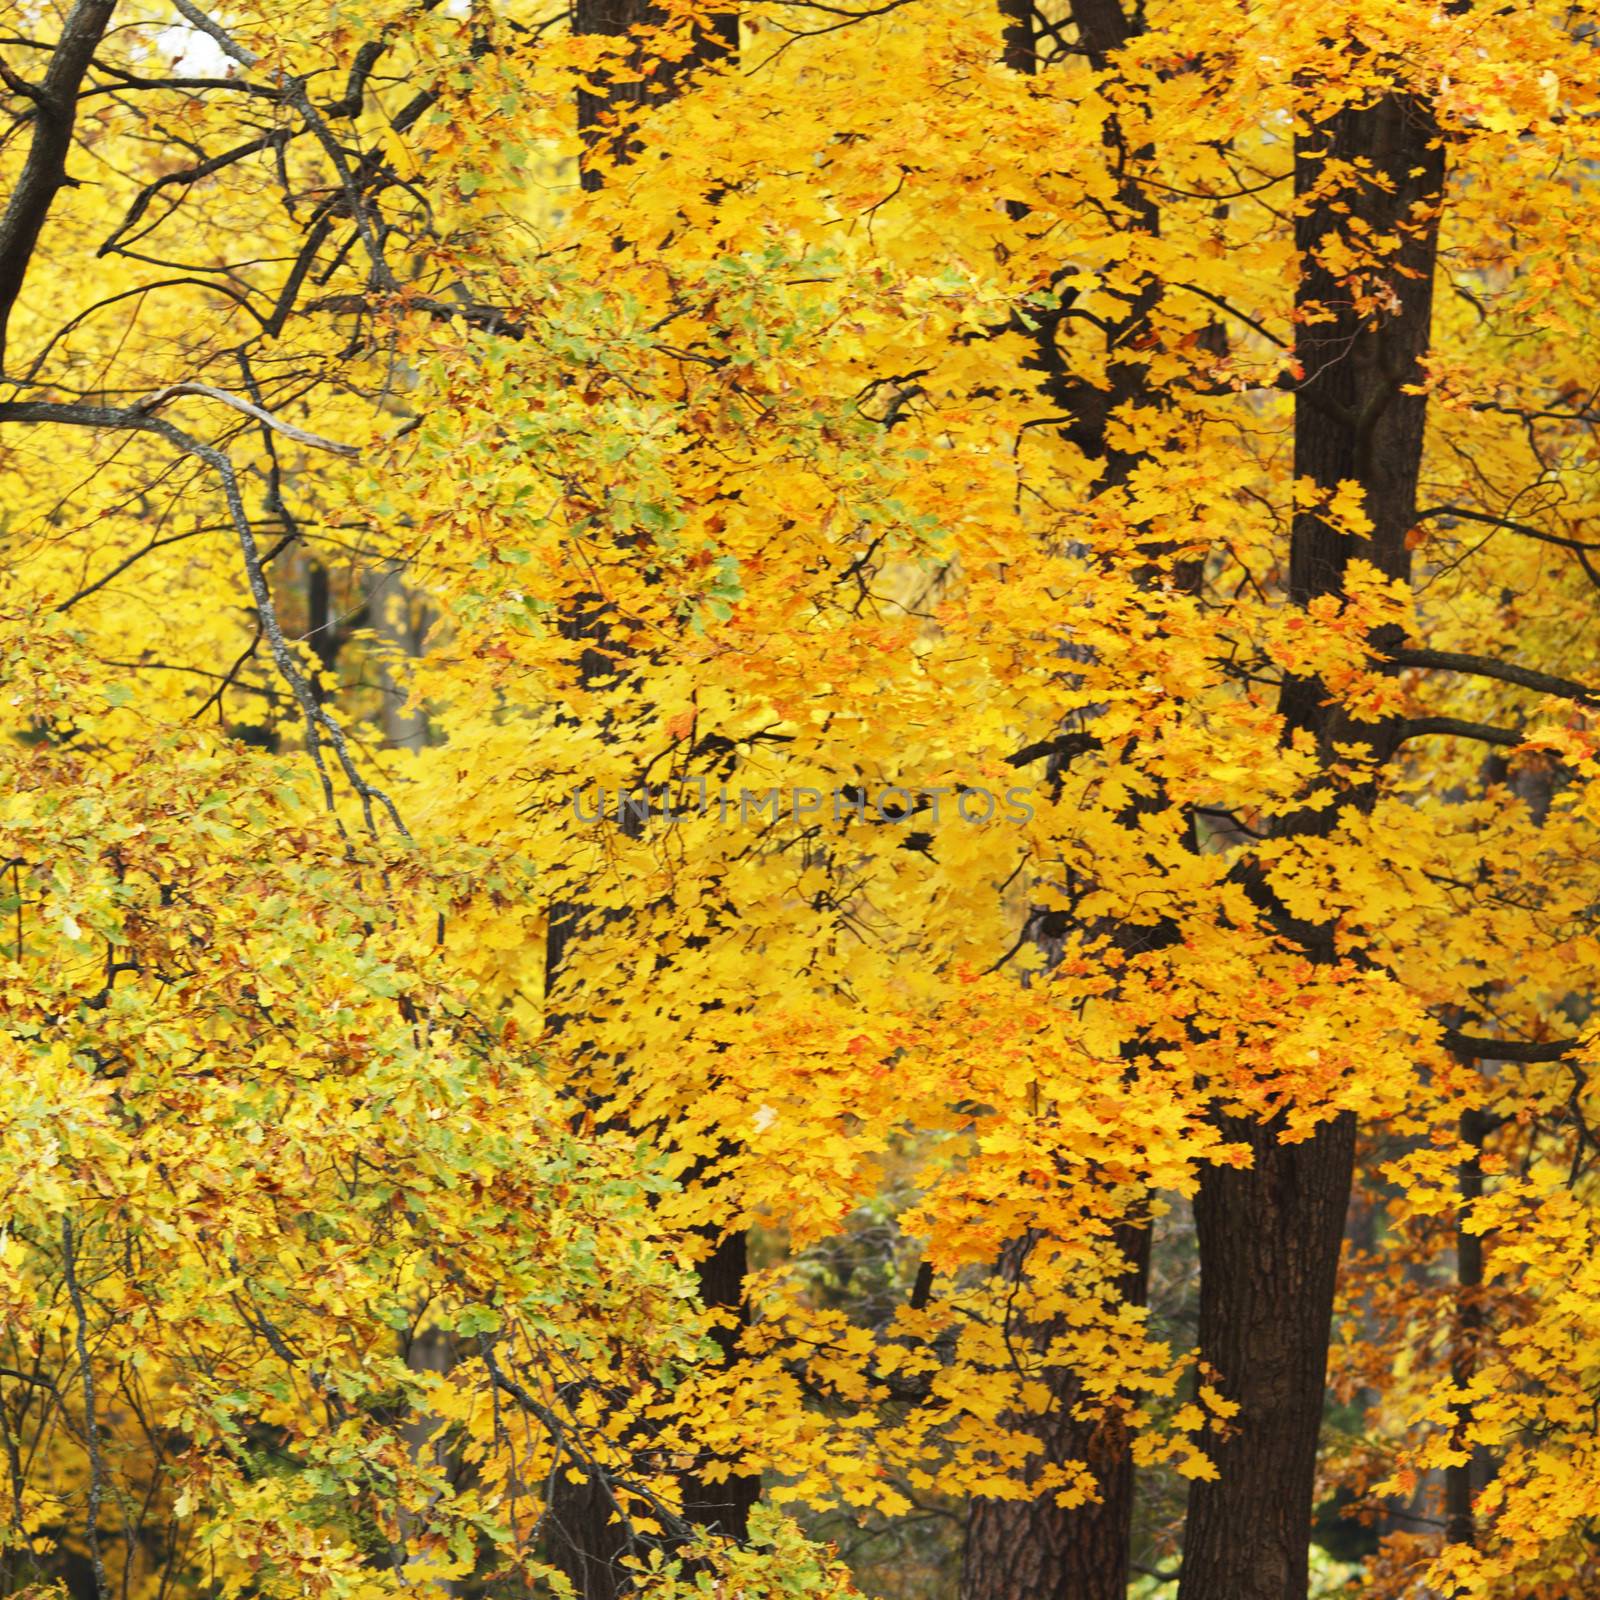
135 382 359 458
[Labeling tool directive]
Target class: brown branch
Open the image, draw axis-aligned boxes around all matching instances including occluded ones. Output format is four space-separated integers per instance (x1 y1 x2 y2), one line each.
22 279 265 385
1440 1030 1582 1064
55 525 222 612
1415 504 1600 553
1393 717 1525 750
97 132 284 258
1005 730 1101 768
1389 648 1600 708
169 0 259 68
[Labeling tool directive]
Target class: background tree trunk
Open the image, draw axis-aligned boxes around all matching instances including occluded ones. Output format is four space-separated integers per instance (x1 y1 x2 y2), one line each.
960 5 1160 1594
545 8 750 1594
360 563 429 752
677 1227 761 1540
962 1222 1149 1600
1446 1104 1488 1553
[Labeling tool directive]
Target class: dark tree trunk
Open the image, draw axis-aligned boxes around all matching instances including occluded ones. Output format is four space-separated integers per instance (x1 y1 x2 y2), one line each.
545 1471 631 1600
995 0 1035 76
1179 83 1445 1600
545 10 748 1596
962 1223 1150 1600
677 1227 762 1541
541 1170 756 1600
1179 1114 1357 1600
1446 1105 1488 1551
574 0 737 191
1278 91 1446 737
961 5 1164 1595
0 0 119 374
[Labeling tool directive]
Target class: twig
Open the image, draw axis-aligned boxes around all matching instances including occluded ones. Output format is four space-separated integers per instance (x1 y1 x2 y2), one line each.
1441 1029 1581 1064
1393 717 1525 750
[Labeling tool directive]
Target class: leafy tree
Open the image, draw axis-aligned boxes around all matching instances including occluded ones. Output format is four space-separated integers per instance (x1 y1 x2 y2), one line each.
6 3 1600 1600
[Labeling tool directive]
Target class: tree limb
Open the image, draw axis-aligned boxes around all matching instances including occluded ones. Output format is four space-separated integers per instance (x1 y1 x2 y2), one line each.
0 0 118 374
0 398 402 836
1388 648 1599 708
1393 717 1525 750
1005 730 1101 768
1440 1030 1582 1064
135 382 359 458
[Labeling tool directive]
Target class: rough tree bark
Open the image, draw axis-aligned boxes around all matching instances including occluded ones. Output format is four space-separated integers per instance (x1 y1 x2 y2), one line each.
1178 82 1446 1600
